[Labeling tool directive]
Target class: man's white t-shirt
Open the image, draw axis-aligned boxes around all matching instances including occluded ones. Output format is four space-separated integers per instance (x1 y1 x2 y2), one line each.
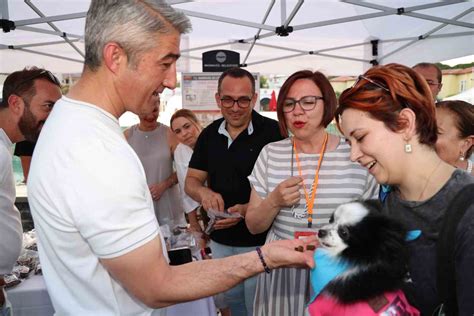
28 96 167 315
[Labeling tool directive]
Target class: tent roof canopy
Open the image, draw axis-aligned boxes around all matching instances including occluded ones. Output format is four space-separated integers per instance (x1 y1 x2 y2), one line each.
1 0 473 75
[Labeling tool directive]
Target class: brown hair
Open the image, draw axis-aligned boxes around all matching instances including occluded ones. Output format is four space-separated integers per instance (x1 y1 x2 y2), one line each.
1 67 60 108
436 100 474 158
336 63 438 147
217 67 255 95
413 62 442 84
276 70 337 137
170 108 201 131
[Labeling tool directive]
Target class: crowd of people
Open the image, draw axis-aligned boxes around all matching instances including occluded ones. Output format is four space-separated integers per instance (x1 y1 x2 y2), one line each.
1 1 473 316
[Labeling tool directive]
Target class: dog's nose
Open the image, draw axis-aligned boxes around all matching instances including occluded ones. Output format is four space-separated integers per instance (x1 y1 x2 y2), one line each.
318 229 327 238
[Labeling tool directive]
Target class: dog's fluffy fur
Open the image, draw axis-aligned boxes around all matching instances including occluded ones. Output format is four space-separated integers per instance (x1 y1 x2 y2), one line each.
317 200 408 303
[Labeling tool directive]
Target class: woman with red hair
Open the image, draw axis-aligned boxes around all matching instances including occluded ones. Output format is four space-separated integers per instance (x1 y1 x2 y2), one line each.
336 63 474 315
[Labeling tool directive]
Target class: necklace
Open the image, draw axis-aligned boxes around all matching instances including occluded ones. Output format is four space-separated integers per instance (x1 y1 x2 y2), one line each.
466 160 473 173
291 133 329 228
416 159 442 201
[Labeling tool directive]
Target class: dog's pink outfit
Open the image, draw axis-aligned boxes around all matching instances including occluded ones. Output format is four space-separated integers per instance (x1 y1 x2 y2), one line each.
309 290 420 316
309 248 419 316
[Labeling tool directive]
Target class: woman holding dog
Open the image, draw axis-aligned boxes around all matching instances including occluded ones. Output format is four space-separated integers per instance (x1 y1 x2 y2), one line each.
336 63 474 315
246 70 378 315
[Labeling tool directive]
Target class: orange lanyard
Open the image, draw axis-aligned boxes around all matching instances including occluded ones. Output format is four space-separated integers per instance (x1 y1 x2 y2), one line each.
293 133 328 228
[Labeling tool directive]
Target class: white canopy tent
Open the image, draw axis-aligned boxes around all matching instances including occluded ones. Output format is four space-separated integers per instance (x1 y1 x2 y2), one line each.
0 0 473 76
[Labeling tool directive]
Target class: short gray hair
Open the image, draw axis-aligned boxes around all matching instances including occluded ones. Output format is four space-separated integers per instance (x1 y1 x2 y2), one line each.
84 0 191 71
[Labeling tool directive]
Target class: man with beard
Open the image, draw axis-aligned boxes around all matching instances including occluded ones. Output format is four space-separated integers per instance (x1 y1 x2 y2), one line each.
0 67 61 314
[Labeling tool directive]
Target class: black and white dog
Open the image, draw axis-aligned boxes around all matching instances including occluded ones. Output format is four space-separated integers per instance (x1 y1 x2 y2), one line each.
309 200 419 315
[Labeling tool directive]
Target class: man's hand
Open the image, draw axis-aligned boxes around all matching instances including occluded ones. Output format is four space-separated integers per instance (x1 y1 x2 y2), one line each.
261 235 318 270
149 182 168 201
268 176 303 208
199 188 225 211
212 203 248 230
228 203 248 217
214 217 242 230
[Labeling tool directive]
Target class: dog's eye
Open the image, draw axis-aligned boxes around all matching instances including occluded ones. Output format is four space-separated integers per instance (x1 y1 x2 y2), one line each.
338 226 350 241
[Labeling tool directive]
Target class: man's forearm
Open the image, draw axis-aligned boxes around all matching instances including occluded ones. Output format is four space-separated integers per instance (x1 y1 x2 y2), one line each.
151 249 262 307
184 176 207 203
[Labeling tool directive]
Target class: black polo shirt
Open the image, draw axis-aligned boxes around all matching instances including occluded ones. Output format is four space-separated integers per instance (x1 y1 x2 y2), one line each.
189 110 282 247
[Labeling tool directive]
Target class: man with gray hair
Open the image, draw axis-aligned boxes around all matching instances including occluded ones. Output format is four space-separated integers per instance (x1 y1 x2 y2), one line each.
0 67 61 314
413 62 443 100
27 1 316 315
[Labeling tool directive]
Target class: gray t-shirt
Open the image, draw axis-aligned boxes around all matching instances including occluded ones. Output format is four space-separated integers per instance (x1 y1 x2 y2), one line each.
383 169 474 315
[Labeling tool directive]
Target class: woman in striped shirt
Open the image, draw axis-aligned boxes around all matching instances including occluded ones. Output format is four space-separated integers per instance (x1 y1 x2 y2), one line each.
246 70 378 316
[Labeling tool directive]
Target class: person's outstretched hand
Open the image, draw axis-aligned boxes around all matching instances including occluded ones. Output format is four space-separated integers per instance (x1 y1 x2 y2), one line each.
261 235 318 270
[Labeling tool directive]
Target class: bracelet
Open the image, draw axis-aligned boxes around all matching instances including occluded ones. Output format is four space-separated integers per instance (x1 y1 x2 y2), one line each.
256 247 271 274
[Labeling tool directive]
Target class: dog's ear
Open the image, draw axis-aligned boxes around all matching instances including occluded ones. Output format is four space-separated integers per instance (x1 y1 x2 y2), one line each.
362 199 383 214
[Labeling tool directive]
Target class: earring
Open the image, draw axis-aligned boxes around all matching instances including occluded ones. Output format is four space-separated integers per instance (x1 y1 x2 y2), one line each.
404 143 412 153
459 152 465 161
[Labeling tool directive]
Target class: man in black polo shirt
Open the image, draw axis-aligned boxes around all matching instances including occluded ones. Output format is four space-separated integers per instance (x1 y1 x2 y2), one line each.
185 67 282 316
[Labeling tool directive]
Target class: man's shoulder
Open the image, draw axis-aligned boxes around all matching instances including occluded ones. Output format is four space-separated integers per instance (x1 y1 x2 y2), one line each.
252 111 280 133
201 117 225 136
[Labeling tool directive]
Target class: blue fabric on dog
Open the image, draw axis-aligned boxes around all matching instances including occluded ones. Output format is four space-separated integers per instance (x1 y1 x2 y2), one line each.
406 230 421 241
309 248 351 303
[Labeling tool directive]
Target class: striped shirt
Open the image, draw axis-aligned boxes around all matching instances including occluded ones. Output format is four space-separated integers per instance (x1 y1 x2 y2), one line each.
249 137 378 239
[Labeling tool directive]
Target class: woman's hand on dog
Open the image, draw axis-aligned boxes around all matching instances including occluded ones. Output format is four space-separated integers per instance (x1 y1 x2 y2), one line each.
261 235 318 270
269 176 303 208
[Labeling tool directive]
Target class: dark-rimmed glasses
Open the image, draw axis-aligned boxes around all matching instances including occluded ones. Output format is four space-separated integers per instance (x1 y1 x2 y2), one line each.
282 96 324 113
352 75 389 92
220 96 252 108
10 70 61 93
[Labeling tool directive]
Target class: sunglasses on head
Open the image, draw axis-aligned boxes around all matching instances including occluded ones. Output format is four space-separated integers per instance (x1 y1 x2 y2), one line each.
10 70 61 93
351 75 411 109
351 75 389 92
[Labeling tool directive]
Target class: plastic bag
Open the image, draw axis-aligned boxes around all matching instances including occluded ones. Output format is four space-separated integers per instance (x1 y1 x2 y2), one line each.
204 208 243 234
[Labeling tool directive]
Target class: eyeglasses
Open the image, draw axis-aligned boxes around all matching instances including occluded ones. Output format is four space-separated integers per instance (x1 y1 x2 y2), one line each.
425 79 441 86
220 96 252 108
282 96 324 113
352 75 389 92
10 70 61 93
352 74 412 109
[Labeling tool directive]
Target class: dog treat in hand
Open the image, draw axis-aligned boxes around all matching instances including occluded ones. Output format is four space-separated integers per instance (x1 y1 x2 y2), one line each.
295 245 304 252
306 245 316 251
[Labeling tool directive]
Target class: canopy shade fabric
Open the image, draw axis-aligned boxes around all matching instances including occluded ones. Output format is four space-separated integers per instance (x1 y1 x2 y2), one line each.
1 0 473 75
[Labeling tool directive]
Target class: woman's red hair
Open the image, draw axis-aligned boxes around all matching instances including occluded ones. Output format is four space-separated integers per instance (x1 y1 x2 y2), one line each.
336 63 438 147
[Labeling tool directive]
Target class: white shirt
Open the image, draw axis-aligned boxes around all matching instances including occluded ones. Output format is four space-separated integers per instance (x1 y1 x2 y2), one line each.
174 143 200 214
28 97 167 315
0 129 23 274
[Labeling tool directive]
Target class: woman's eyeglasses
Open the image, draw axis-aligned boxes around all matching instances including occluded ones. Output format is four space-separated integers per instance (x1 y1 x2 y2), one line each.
282 96 324 113
352 74 411 109
352 75 389 92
